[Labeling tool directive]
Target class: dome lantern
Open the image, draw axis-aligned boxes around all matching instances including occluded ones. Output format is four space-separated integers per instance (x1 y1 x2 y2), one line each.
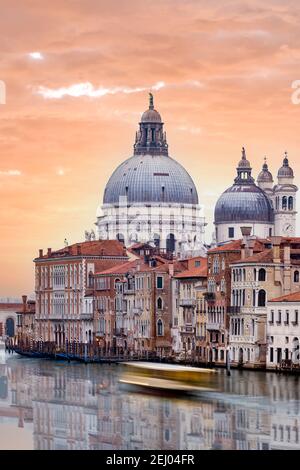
134 93 168 156
278 152 294 179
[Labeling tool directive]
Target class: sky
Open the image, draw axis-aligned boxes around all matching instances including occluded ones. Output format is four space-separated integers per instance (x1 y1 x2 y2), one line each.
0 0 300 296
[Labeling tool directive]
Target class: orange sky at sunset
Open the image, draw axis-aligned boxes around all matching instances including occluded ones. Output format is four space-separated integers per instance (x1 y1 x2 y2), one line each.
1 0 300 296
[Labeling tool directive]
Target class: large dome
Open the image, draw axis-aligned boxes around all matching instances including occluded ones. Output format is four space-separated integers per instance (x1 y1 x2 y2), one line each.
103 153 199 205
215 183 274 224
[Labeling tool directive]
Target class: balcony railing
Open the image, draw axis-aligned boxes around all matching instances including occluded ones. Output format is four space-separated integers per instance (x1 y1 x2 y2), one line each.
80 312 94 320
132 307 142 315
206 322 222 331
229 335 255 344
179 298 197 308
180 325 195 334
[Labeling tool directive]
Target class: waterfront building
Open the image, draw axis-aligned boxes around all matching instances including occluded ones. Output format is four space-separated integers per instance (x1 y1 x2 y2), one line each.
267 291 300 369
0 299 23 340
171 257 207 360
205 239 263 365
93 251 188 357
95 94 206 257
214 149 298 244
33 240 128 347
229 235 300 368
16 295 35 346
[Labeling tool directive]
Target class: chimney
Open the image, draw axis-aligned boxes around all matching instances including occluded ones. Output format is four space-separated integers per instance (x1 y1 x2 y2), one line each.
240 227 252 259
39 249 43 258
136 259 141 272
283 241 291 266
22 295 27 313
47 247 52 257
270 236 282 263
169 263 174 277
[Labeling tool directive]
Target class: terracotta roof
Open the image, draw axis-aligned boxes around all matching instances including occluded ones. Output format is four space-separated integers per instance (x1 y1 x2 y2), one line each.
175 263 208 279
209 239 267 255
269 291 300 303
232 249 274 265
37 240 127 259
0 303 22 310
95 259 156 276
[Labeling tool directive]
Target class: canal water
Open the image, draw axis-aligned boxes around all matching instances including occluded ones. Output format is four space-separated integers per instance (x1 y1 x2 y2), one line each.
0 344 300 450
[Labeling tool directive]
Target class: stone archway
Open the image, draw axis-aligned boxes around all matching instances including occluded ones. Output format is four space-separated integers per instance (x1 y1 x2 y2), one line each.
238 348 244 365
5 317 15 338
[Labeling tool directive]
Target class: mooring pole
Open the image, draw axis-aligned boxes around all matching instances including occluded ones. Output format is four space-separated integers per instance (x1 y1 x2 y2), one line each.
226 346 231 376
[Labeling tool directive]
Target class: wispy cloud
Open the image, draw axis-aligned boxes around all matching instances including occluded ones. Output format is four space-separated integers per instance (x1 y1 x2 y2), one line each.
0 170 21 176
177 125 202 135
35 80 203 100
29 51 44 60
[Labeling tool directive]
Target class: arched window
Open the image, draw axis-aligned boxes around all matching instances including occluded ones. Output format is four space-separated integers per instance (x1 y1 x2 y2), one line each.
166 233 175 253
258 289 266 307
294 271 300 283
157 297 163 310
116 233 125 244
153 233 160 248
282 196 288 210
288 196 294 211
258 268 266 282
157 319 163 336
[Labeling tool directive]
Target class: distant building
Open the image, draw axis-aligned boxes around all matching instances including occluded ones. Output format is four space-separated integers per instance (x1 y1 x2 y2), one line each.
95 95 206 257
267 291 300 369
33 240 128 346
172 257 207 360
214 149 298 244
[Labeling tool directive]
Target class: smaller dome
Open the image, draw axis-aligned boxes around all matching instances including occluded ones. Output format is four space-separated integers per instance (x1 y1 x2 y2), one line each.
257 159 273 183
141 108 162 123
278 153 294 178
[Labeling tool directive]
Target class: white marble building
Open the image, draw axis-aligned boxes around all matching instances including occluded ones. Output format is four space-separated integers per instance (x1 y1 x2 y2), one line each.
95 94 206 257
267 291 300 369
214 149 298 245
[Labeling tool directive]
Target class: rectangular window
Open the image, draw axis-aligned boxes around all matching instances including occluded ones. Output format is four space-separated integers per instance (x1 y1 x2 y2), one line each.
270 310 274 324
195 260 201 267
156 276 163 289
270 347 274 362
285 311 289 325
228 227 235 238
294 310 299 325
277 310 281 324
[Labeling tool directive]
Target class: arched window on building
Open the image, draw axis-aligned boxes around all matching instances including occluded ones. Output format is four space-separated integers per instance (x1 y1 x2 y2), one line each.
166 233 175 253
282 196 288 210
157 319 163 336
258 289 266 307
288 196 294 211
116 233 125 244
157 297 163 310
258 268 266 282
294 271 300 283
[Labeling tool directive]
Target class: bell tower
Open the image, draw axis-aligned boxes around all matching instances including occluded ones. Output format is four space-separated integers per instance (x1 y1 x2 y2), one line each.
273 152 298 237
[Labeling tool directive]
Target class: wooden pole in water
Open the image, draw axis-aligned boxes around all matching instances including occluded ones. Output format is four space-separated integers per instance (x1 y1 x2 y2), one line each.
226 346 231 376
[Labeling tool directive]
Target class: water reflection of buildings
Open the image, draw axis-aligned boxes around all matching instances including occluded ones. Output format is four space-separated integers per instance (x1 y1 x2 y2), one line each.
1 357 300 450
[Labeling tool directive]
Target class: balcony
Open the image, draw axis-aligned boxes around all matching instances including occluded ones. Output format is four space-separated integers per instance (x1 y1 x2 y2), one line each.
179 298 196 308
180 325 195 334
124 287 135 295
206 322 222 331
132 307 142 315
80 312 94 320
229 335 255 344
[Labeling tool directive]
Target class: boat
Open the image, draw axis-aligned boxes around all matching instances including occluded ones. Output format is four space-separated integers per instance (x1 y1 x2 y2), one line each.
119 362 218 393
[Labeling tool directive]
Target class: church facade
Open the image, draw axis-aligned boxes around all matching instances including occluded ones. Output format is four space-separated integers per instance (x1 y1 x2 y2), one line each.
214 148 298 245
95 95 206 257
